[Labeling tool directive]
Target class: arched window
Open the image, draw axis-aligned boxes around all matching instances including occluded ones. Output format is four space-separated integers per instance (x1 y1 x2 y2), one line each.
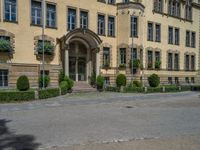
185 0 192 20
154 0 163 12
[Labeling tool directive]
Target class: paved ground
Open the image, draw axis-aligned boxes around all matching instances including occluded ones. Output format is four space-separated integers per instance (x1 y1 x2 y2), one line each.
0 92 200 150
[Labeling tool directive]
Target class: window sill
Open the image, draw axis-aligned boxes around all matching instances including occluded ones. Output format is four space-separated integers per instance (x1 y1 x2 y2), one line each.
3 19 18 24
30 24 42 28
130 36 138 38
46 26 58 30
107 35 116 38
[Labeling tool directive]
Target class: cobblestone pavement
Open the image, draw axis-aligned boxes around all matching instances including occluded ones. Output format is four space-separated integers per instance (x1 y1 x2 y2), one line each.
0 92 200 149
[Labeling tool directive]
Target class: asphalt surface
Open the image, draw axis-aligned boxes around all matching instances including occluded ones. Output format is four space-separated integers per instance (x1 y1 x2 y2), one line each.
0 92 200 150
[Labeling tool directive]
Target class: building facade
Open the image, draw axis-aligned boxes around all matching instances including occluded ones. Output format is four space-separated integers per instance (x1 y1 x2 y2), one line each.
0 0 200 88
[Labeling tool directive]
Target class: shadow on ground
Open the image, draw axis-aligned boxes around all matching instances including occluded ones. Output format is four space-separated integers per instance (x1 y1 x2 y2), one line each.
0 119 40 150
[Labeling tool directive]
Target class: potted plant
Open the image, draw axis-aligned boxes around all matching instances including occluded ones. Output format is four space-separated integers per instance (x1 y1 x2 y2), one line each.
96 75 104 92
90 72 96 88
118 64 126 70
130 59 140 69
102 60 110 69
155 60 161 70
38 41 54 55
0 39 12 52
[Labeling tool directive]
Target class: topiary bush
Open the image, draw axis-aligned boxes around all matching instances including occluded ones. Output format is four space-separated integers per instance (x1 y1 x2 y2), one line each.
132 80 142 87
148 74 160 87
96 75 104 91
39 75 50 88
116 74 127 87
59 81 69 95
64 76 74 90
131 59 140 69
17 75 30 91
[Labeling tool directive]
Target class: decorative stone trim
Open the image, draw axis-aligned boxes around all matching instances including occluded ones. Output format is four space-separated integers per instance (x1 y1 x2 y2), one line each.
0 29 15 54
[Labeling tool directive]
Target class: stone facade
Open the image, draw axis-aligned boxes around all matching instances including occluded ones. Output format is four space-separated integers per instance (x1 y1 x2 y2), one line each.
0 0 200 89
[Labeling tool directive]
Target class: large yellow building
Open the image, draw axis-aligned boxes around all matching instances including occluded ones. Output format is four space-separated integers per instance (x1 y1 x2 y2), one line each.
0 0 200 88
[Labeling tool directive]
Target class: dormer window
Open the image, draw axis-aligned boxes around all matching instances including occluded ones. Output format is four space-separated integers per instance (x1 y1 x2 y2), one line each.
154 0 163 12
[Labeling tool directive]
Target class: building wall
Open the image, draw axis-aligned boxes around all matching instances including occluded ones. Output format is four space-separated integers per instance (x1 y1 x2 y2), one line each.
0 0 200 88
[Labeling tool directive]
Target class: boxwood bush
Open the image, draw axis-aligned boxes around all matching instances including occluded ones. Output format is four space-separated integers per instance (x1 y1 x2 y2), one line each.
124 87 144 93
60 81 69 95
17 75 30 91
0 90 35 102
105 86 120 92
181 86 191 91
164 85 179 92
147 87 162 93
38 88 60 99
148 74 160 87
116 74 126 87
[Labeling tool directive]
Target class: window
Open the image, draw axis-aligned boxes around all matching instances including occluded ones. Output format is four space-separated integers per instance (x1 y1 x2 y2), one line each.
0 36 10 41
108 16 115 36
185 0 192 20
40 70 49 76
168 53 173 70
120 48 126 64
174 28 179 45
131 16 138 37
104 77 110 85
148 23 153 41
168 27 173 44
98 14 105 35
191 77 195 84
80 11 88 29
185 55 190 71
4 0 17 22
31 0 42 25
155 24 161 42
174 53 179 70
147 51 153 69
168 0 180 17
155 51 160 61
68 8 76 31
191 55 195 71
103 47 110 66
175 77 179 85
191 32 196 48
154 0 163 12
108 0 115 4
0 70 8 87
168 77 173 84
131 48 137 60
123 0 129 3
186 31 190 47
46 4 56 28
185 77 189 83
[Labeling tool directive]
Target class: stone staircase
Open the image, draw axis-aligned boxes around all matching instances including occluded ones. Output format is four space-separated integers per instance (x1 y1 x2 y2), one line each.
72 81 97 93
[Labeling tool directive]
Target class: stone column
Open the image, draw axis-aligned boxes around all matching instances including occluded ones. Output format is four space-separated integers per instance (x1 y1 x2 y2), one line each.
96 48 100 76
65 50 69 76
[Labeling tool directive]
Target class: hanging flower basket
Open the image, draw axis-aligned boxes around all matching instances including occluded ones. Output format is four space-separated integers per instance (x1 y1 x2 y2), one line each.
0 39 12 52
38 41 54 55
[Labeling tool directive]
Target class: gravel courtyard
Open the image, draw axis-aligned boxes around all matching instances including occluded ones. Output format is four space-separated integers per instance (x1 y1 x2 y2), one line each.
0 92 200 150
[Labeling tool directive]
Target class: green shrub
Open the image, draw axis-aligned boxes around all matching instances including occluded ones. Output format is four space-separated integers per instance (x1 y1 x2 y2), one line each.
38 88 60 99
38 41 54 55
60 81 69 95
124 86 144 93
191 85 200 91
131 59 140 69
119 64 126 69
148 74 160 87
64 76 74 90
116 74 126 87
165 85 179 92
0 91 35 102
0 39 12 52
105 86 120 92
39 75 50 88
96 75 104 90
181 86 191 91
16 75 30 91
90 72 96 86
59 70 65 83
132 80 142 87
147 87 162 93
155 60 161 69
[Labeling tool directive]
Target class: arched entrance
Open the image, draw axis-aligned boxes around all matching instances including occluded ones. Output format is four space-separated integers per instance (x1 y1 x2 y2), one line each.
59 28 102 82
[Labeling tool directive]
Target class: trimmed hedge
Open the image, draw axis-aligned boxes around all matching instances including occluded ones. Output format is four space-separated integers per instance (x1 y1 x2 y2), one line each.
181 86 191 91
146 87 162 93
17 75 30 91
0 91 35 102
105 86 120 92
38 88 60 99
165 85 179 92
116 74 127 87
60 81 69 95
124 87 144 93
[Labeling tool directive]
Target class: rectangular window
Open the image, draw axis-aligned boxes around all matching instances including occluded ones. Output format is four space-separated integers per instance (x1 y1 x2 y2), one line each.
185 55 190 71
120 48 126 64
148 51 153 69
155 24 161 42
131 16 138 37
80 11 88 29
175 77 179 85
148 23 153 41
31 0 42 25
131 48 137 60
108 16 115 36
0 70 8 87
186 31 190 47
174 28 179 45
168 77 173 84
191 32 196 48
98 14 105 35
191 55 195 71
168 27 173 44
108 0 115 4
185 77 190 83
155 51 160 61
4 0 17 22
104 77 110 85
191 77 195 84
68 8 76 31
46 4 56 28
103 47 110 66
154 0 163 12
174 53 179 71
168 53 173 70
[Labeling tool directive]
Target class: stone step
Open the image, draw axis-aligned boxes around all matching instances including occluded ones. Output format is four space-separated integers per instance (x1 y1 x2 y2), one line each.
73 82 97 93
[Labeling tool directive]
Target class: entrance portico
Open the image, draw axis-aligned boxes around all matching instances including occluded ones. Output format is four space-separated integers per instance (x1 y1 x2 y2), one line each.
60 29 102 82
